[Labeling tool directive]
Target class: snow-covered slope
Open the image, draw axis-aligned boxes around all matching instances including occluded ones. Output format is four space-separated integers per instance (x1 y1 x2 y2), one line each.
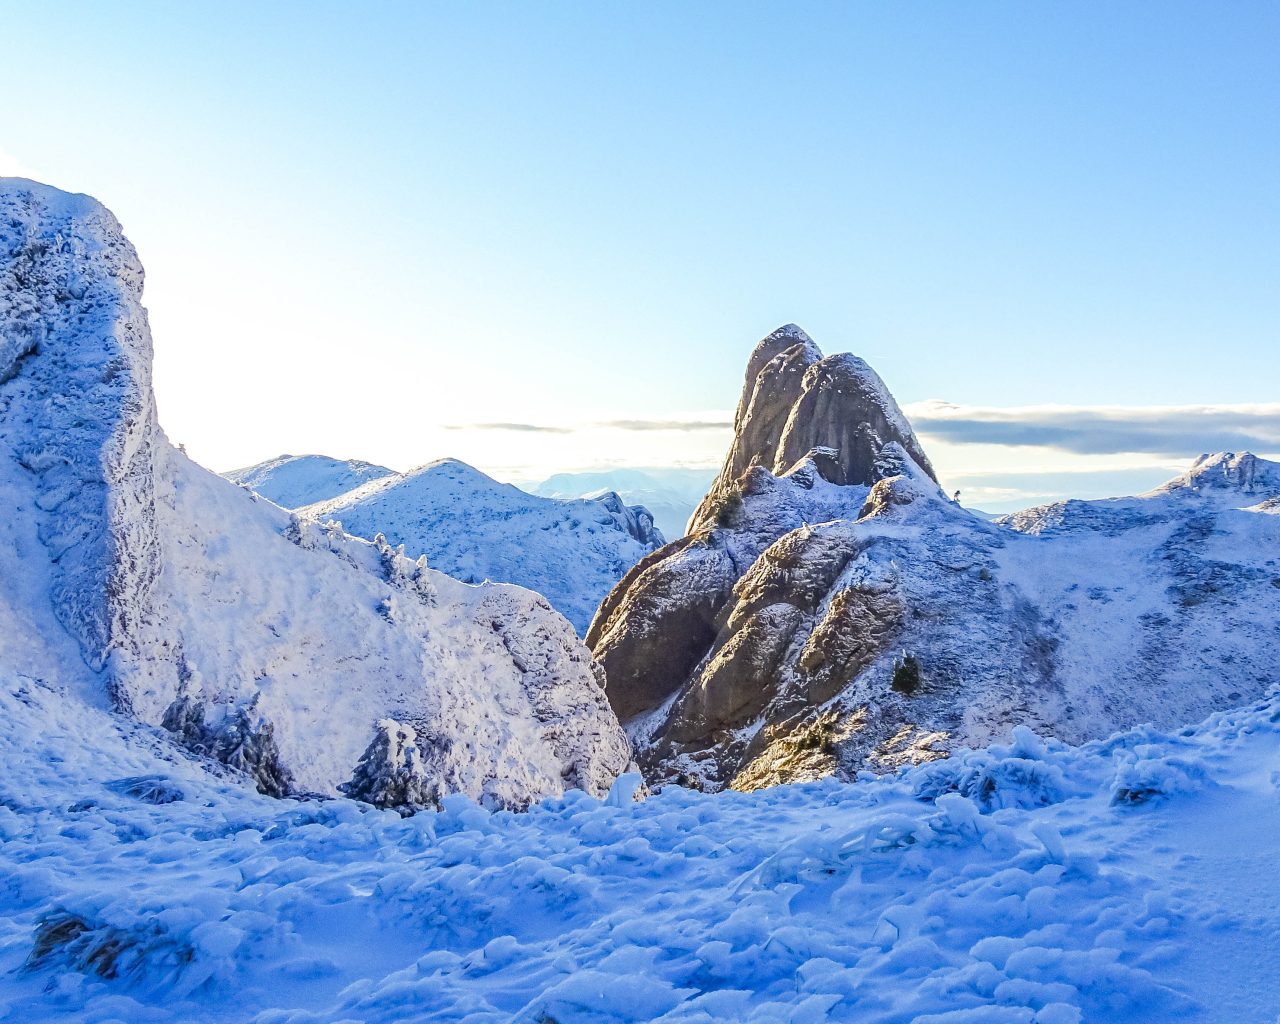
300 458 664 634
590 331 1280 792
0 177 630 809
531 467 716 541
223 453 394 508
5 665 1280 1022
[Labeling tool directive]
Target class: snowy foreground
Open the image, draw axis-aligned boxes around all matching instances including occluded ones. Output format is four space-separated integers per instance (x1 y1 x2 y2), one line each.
4 675 1279 1023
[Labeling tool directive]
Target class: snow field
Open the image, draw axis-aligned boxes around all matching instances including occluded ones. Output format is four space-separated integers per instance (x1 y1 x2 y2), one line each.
4 674 1279 1023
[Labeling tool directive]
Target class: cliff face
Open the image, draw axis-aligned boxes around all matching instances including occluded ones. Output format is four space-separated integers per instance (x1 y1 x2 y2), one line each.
0 178 631 809
589 327 1280 793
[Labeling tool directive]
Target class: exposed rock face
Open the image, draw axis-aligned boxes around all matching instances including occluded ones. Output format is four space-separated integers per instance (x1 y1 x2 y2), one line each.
688 325 934 534
590 328 1280 793
0 178 631 810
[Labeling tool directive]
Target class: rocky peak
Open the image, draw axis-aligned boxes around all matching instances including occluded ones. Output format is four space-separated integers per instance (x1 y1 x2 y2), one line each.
688 327 934 533
1154 451 1280 502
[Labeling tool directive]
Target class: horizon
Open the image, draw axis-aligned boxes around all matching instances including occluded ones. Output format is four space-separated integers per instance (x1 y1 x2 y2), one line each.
5 3 1278 512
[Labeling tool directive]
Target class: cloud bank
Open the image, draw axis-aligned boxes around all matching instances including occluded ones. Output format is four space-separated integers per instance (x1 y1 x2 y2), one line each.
449 419 732 434
904 401 1280 457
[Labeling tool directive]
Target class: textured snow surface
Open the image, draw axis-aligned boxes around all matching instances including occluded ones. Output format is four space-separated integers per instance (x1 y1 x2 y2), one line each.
224 454 394 508
0 177 630 809
4 673 1280 1022
299 458 664 634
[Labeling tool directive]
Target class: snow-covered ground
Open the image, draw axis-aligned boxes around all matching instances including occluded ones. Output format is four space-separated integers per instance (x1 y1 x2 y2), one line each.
4 669 1280 1023
298 458 664 634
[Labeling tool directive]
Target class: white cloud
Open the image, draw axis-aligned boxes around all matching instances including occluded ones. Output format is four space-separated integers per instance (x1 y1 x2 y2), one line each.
0 146 41 180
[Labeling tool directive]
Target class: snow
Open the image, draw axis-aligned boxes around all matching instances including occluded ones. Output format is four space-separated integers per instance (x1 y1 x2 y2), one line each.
224 454 394 508
0 177 630 810
4 670 1280 1022
298 458 664 634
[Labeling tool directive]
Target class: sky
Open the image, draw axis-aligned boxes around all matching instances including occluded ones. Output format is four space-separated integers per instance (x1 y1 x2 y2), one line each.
3 2 1277 511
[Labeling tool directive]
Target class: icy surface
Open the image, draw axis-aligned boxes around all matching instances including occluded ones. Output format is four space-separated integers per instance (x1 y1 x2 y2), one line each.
299 458 664 634
224 454 394 508
3 671 1280 1022
0 177 630 809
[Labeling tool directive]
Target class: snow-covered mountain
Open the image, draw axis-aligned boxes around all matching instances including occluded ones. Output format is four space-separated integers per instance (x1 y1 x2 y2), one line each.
223 453 394 507
530 467 715 540
298 458 664 634
0 177 630 810
589 328 1280 791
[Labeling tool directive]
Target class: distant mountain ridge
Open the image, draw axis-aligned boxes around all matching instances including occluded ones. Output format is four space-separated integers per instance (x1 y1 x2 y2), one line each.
530 467 715 540
295 458 664 634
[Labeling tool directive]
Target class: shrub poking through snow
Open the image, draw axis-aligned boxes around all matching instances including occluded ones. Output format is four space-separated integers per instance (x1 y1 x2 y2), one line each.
891 653 921 694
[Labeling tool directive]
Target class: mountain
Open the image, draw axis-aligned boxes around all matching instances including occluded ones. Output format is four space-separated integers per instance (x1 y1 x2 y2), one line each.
297 459 664 634
223 453 394 507
0 177 630 810
588 327 1280 792
531 467 716 540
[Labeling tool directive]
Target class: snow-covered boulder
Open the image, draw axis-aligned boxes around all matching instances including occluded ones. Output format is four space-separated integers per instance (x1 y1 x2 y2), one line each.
0 177 630 809
297 457 664 634
590 329 1280 792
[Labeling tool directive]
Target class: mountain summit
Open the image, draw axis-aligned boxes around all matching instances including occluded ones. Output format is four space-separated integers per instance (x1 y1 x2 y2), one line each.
687 324 935 534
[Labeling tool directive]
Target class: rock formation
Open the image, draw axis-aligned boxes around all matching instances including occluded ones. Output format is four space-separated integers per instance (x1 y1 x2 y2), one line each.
687 324 934 534
590 327 1280 793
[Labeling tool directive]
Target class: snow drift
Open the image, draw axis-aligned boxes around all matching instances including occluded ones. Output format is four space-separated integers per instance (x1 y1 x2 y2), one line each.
0 177 630 809
4 662 1280 1022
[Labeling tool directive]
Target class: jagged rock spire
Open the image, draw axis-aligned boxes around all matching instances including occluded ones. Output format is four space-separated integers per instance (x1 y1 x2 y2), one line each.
687 326 934 533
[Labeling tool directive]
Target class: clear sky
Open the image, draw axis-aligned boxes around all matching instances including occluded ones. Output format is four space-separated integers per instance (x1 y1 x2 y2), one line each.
4 2 1278 510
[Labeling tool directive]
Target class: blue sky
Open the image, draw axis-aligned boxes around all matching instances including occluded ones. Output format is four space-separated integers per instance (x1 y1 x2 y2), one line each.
3 2 1278 509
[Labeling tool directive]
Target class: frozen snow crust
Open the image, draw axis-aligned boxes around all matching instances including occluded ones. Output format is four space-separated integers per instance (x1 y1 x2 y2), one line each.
0 178 630 809
4 672 1280 1022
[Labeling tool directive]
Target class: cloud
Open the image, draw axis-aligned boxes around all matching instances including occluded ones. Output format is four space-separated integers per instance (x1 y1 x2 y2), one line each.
595 419 732 432
0 147 40 180
446 419 732 434
446 422 573 434
904 400 1280 457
